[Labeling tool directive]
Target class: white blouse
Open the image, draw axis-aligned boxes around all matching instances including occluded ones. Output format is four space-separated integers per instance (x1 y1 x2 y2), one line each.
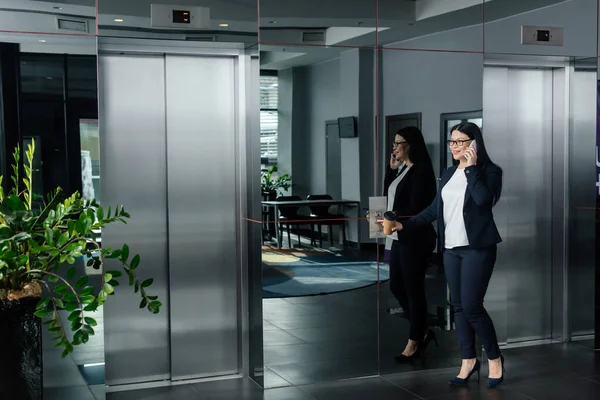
441 168 469 249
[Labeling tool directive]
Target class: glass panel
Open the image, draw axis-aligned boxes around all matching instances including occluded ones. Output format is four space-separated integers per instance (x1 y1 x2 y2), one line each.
0 0 96 35
568 57 597 349
380 48 484 375
381 0 483 52
260 44 378 386
259 0 377 47
485 0 595 57
98 0 258 46
80 119 100 202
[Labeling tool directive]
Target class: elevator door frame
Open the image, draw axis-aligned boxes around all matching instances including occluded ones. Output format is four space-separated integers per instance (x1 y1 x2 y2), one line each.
98 38 261 387
483 55 572 347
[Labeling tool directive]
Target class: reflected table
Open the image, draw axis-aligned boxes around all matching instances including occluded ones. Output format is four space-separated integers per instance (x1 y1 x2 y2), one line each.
261 199 361 250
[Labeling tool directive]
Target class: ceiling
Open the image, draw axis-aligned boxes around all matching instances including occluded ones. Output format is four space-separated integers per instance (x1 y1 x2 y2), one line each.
0 0 570 67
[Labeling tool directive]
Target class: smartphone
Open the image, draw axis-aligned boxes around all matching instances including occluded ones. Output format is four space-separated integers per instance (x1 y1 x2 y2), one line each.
470 140 477 151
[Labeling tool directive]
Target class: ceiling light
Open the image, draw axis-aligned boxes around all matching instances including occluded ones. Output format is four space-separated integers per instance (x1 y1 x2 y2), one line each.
38 40 46 43
269 21 277 24
114 18 124 23
53 6 63 10
219 23 229 27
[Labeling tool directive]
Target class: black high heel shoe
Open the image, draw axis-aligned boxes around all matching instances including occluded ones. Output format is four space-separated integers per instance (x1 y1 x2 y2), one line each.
487 355 505 389
395 329 438 361
448 359 481 386
418 329 439 354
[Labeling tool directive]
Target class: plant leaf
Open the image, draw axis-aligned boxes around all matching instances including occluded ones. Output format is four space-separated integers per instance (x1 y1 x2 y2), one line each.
141 278 153 288
130 254 140 270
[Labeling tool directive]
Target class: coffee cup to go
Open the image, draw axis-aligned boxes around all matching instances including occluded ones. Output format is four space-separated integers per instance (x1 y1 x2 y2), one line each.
383 211 397 235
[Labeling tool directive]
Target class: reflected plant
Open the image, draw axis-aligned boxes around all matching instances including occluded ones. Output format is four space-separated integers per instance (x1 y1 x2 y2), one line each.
261 165 292 195
0 141 161 357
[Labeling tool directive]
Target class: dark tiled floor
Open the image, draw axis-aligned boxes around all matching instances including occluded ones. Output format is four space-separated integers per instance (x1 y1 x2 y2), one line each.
262 251 455 386
46 343 600 399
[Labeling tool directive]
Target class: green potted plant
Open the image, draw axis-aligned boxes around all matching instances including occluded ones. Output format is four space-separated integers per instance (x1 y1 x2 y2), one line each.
261 165 292 201
0 142 160 399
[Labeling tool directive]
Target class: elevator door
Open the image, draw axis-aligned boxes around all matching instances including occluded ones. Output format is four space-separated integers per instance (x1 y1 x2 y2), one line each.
101 52 240 385
483 66 554 344
165 54 239 380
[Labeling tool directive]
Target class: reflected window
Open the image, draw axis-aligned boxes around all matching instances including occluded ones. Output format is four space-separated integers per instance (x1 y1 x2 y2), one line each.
79 119 100 202
440 111 483 172
260 72 278 167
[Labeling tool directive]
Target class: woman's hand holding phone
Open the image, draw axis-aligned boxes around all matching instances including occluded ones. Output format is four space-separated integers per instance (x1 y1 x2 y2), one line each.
390 153 401 170
464 141 478 167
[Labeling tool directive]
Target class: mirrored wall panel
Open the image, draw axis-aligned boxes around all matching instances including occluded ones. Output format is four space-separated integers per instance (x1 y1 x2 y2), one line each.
0 33 101 391
0 0 96 35
379 48 484 375
259 0 377 47
98 0 257 45
568 57 597 349
380 0 483 52
259 43 379 386
484 0 597 57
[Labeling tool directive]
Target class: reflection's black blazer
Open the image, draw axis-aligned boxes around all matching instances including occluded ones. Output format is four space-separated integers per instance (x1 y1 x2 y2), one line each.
383 163 437 242
402 163 503 250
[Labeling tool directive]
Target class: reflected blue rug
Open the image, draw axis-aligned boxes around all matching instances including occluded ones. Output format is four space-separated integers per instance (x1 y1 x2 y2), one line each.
262 248 390 298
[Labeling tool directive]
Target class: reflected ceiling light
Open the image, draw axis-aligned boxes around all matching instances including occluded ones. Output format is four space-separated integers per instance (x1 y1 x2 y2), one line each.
219 23 229 27
114 18 124 22
269 21 277 24
38 40 46 43
46 77 53 80
53 6 63 10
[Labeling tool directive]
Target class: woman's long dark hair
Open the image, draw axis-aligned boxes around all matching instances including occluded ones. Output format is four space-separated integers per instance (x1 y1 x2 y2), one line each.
450 122 502 204
396 126 435 177
450 122 494 165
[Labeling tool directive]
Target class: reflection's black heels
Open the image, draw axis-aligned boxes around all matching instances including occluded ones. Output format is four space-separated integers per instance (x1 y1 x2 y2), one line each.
395 329 438 361
487 355 505 389
448 359 481 386
419 329 439 354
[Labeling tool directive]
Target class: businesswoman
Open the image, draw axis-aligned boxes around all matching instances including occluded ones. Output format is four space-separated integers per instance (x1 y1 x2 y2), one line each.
383 126 437 360
385 122 504 388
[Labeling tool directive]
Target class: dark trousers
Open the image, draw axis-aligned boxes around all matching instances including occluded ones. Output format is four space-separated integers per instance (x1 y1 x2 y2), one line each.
444 245 501 360
389 234 435 341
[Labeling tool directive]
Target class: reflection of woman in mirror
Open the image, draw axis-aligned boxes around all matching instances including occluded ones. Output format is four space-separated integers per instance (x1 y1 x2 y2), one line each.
388 123 505 388
382 126 437 360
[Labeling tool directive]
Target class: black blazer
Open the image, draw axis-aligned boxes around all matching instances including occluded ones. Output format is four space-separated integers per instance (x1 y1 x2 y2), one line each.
383 163 437 242
402 163 503 249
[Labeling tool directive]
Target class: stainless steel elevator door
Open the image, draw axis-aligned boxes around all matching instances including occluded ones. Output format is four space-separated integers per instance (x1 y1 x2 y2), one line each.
483 66 554 344
100 54 171 385
165 55 240 380
505 68 553 342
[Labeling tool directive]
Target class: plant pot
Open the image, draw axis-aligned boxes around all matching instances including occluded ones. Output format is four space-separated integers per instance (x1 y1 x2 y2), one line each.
0 296 43 399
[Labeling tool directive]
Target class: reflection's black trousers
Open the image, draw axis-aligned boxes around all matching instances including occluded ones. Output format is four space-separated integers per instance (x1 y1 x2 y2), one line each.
444 245 501 360
389 235 435 341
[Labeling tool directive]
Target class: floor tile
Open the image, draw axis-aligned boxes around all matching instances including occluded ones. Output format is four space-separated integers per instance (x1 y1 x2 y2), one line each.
300 376 417 400
191 377 262 394
264 343 340 365
89 384 106 400
264 367 293 388
263 327 307 346
507 376 600 400
425 387 533 399
264 386 314 399
268 358 378 386
106 385 202 400
44 386 96 400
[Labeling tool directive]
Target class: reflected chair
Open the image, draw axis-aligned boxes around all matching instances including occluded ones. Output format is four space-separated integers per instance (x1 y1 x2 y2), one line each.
306 194 347 249
276 196 313 248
